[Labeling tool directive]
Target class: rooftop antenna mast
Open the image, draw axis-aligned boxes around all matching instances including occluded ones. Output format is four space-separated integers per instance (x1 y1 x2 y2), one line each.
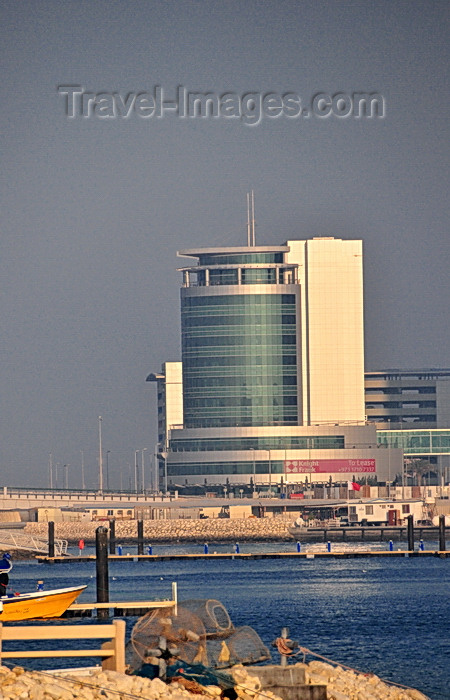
246 190 256 246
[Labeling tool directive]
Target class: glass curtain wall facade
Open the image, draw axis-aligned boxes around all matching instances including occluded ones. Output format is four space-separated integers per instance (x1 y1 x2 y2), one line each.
179 247 301 429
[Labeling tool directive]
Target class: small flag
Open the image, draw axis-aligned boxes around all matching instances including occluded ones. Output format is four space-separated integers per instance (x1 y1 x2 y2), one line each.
347 481 361 491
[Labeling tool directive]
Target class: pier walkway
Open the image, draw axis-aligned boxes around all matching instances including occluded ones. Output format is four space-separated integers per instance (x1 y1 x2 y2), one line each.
37 549 448 563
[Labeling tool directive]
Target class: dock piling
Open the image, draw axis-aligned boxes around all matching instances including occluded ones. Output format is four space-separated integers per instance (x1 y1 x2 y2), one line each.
96 526 109 619
407 515 414 552
47 521 55 558
137 519 144 555
438 515 446 553
109 519 116 555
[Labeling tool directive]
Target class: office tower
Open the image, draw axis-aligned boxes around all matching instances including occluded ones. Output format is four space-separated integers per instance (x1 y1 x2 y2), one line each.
148 238 400 489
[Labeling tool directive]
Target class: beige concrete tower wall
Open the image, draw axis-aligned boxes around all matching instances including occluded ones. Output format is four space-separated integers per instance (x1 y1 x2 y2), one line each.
286 238 365 425
163 361 184 438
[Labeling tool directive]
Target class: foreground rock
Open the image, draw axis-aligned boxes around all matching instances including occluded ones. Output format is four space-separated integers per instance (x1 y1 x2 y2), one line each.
301 660 430 700
0 662 430 700
0 665 282 700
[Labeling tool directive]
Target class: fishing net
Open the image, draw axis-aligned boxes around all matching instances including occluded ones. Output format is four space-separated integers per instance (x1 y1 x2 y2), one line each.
129 599 271 675
178 598 234 637
206 626 271 668
128 606 208 671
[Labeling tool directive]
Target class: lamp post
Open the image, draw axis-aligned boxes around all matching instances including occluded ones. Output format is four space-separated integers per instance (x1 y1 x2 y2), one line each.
153 445 159 492
80 450 86 490
134 450 139 493
388 443 391 499
49 454 53 489
249 447 256 490
161 452 168 494
141 448 147 493
98 416 104 494
106 451 110 491
267 449 272 495
64 464 69 489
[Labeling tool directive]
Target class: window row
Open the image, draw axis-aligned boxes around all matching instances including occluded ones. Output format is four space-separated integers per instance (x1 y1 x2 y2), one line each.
182 294 296 308
170 436 345 452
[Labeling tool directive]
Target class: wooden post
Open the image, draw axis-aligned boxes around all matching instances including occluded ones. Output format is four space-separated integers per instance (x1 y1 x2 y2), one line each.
407 514 414 552
439 514 446 552
101 619 126 672
96 526 109 619
172 581 178 615
137 519 144 555
109 519 116 555
48 521 55 558
280 627 289 667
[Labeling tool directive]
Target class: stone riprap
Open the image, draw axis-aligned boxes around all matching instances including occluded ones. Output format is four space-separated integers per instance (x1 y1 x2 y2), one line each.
0 666 283 700
0 662 429 700
22 517 294 544
300 660 429 700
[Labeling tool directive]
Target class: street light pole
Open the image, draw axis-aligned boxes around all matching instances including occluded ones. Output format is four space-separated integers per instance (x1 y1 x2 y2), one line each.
163 452 168 494
141 448 147 493
134 450 139 493
152 445 158 492
49 453 53 489
106 451 110 491
80 450 85 490
250 448 256 490
64 464 69 489
98 416 104 494
388 444 391 498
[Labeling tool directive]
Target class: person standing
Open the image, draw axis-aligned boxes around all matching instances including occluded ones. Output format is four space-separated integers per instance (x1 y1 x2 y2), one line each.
0 552 12 596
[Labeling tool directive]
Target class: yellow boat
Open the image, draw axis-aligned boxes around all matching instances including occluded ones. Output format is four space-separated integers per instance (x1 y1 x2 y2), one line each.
0 585 86 622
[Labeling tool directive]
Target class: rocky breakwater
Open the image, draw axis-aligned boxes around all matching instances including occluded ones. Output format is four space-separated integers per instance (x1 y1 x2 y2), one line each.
0 662 430 700
0 666 284 700
302 660 429 700
23 517 294 545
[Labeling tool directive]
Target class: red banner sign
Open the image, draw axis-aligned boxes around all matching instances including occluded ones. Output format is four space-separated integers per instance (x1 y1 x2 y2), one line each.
284 459 376 474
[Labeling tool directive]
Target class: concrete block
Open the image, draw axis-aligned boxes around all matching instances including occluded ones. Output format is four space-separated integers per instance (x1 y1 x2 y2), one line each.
245 665 327 700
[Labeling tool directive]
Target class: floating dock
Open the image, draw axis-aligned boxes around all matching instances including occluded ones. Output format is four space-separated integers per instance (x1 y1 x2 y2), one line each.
37 549 448 563
63 598 176 618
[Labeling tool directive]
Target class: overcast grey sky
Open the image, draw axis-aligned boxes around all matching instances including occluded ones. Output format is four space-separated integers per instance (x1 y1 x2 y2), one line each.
2 0 449 488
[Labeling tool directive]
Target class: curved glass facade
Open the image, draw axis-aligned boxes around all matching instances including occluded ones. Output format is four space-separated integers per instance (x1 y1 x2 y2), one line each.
181 292 299 428
198 252 284 265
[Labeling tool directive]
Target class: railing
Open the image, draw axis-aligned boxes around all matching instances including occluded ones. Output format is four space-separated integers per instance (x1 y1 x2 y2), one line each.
0 530 68 555
0 487 177 503
0 619 126 672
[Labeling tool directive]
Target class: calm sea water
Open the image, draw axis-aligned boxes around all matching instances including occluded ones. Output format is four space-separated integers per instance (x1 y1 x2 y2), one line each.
4 542 450 700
